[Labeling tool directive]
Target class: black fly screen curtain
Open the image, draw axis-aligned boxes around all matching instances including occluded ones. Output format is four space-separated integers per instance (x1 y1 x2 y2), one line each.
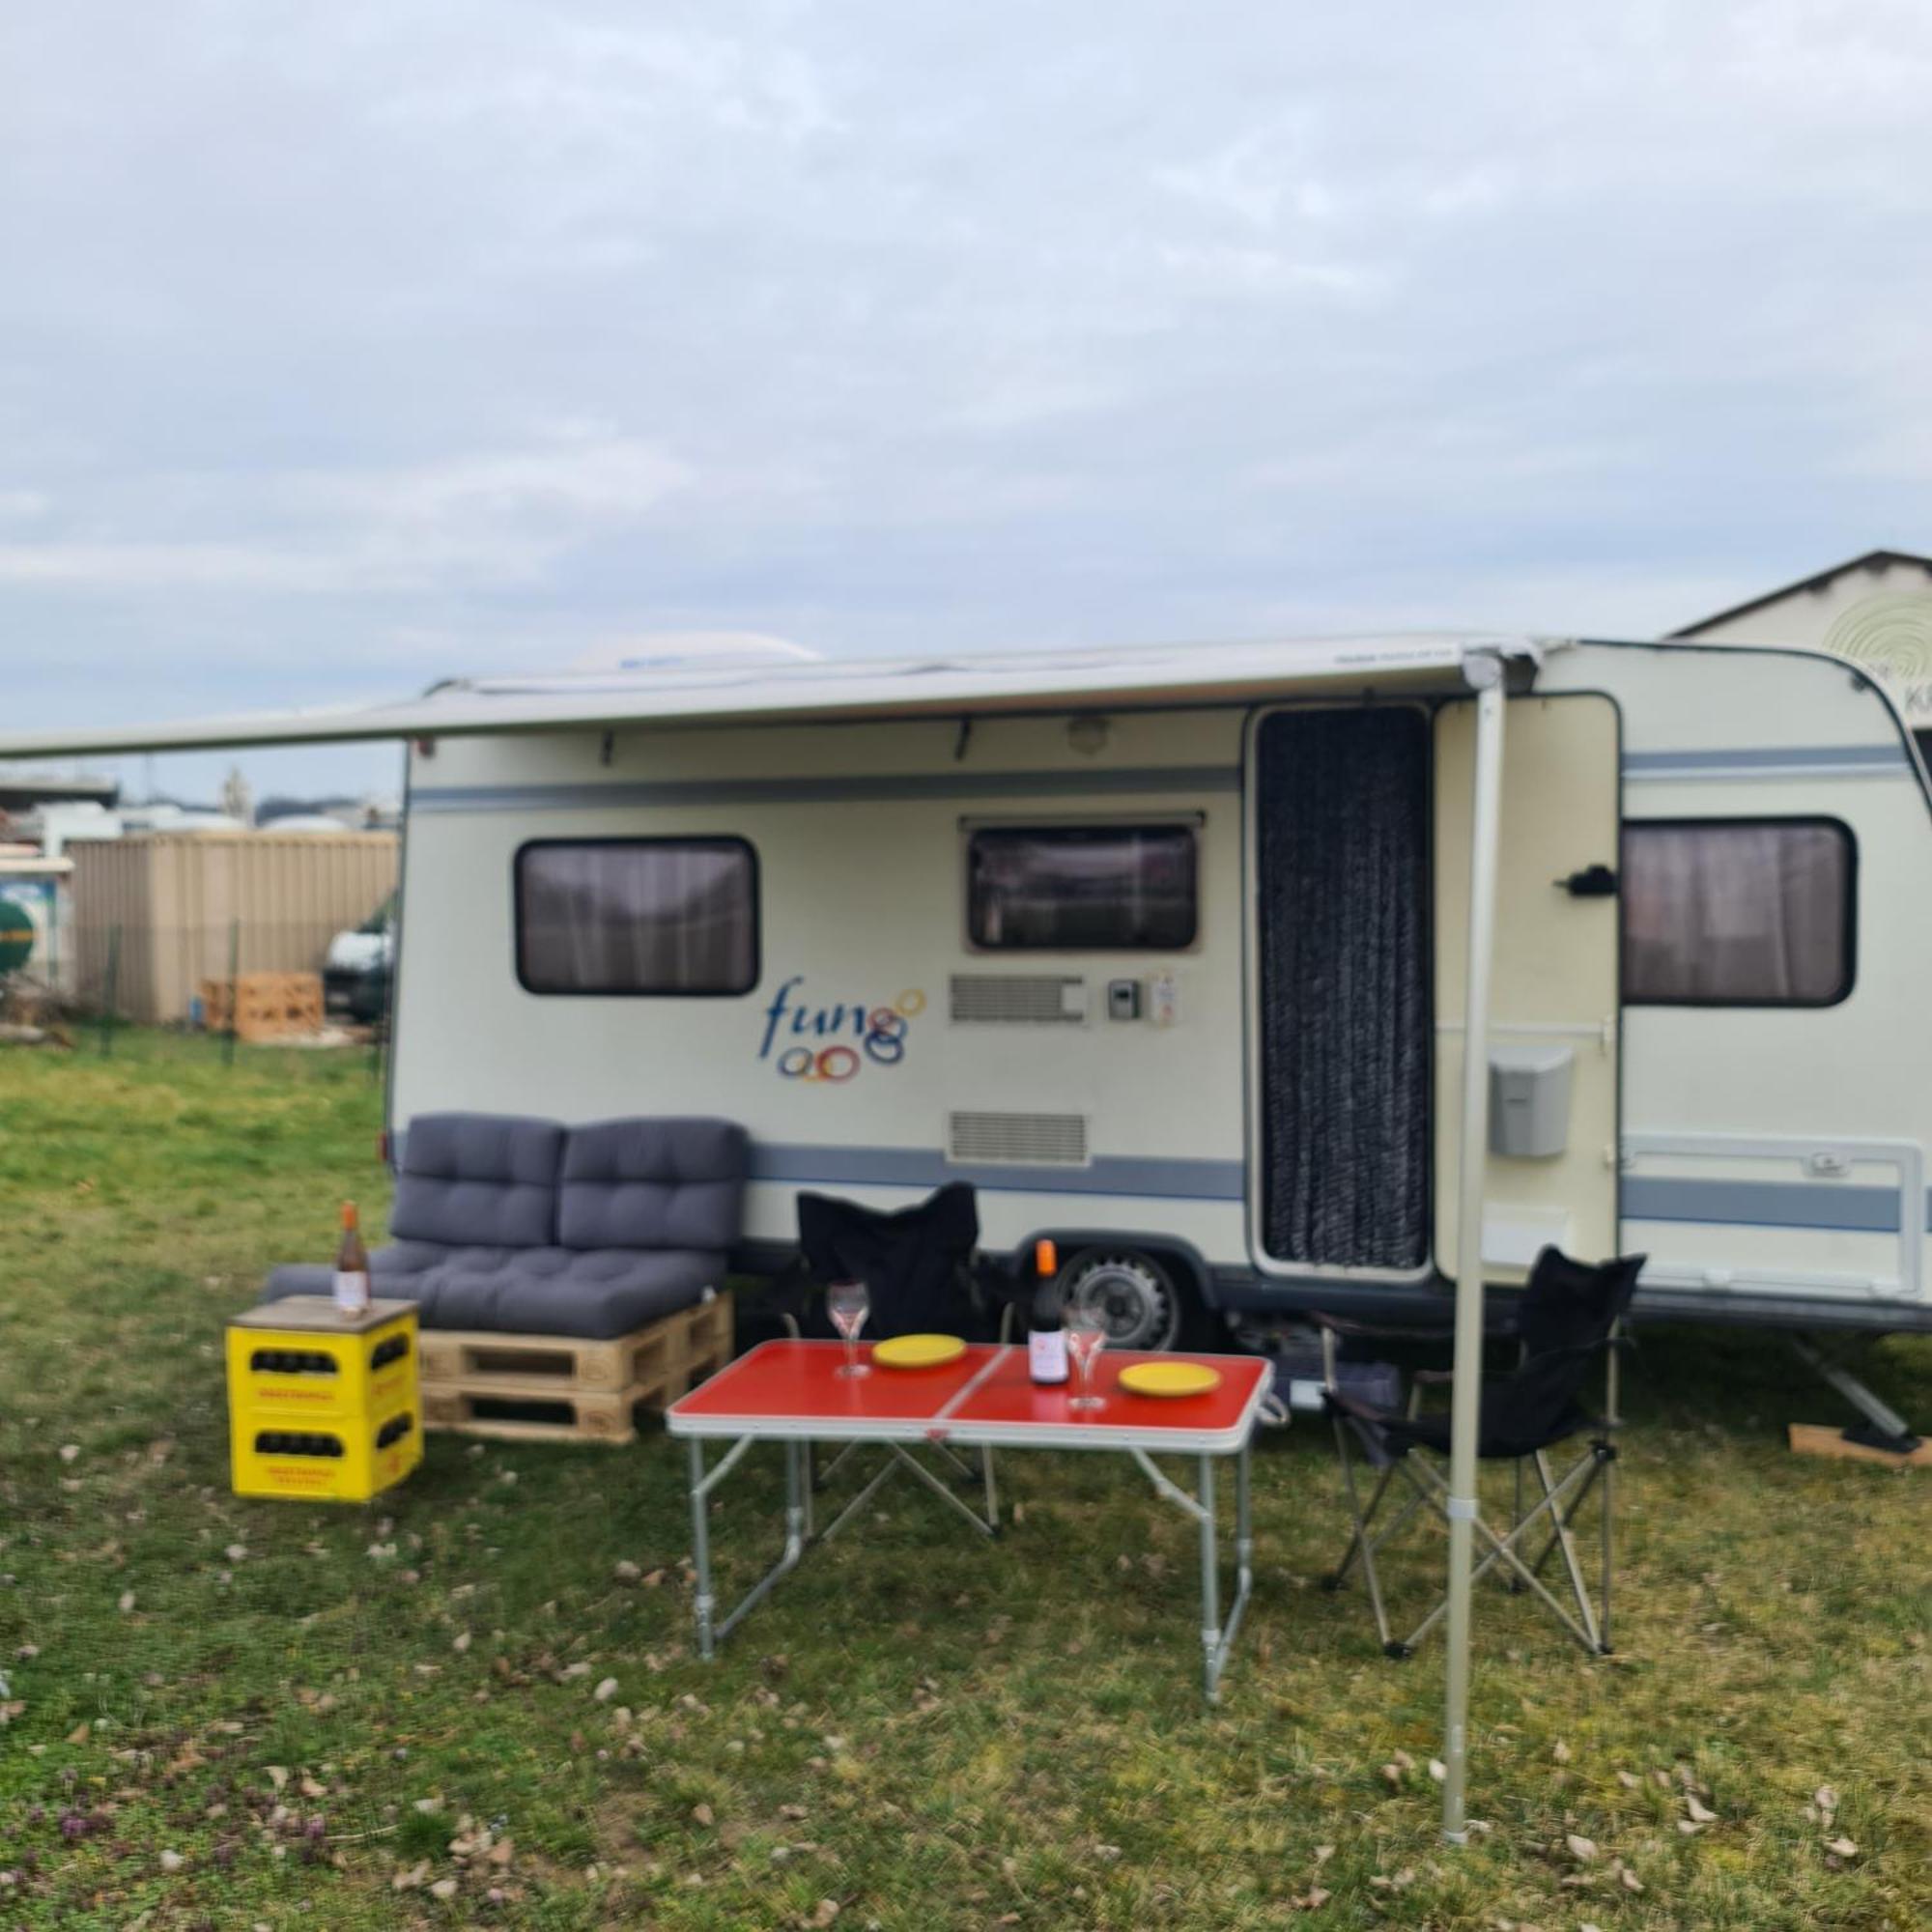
1255 707 1432 1269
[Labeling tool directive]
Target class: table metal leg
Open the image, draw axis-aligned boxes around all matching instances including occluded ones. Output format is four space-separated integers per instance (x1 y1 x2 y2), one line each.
1225 1439 1253 1672
785 1439 807 1564
1129 1443 1254 1703
883 1441 997 1537
686 1435 810 1659
1197 1454 1220 1702
689 1437 716 1662
816 1441 999 1543
816 1451 901 1545
813 1439 864 1491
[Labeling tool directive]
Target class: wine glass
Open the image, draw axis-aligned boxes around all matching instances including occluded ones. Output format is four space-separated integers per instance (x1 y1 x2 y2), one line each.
1065 1307 1108 1412
827 1280 871 1378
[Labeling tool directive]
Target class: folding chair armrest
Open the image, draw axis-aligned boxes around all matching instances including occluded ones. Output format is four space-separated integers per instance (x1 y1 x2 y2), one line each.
1310 1308 1452 1396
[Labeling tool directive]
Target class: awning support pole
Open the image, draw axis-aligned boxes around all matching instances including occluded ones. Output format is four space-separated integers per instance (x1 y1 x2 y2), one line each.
1441 657 1506 1843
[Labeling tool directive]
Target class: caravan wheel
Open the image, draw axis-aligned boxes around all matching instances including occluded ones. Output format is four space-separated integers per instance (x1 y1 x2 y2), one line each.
1061 1249 1182 1352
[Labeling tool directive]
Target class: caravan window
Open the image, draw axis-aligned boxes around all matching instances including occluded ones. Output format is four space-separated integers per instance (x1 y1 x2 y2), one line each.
1622 819 1854 1007
967 825 1198 950
515 839 758 996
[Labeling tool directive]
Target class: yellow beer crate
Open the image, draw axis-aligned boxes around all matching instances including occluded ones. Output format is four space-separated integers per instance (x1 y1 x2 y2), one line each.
227 1297 417 1422
231 1400 422 1503
227 1297 421 1501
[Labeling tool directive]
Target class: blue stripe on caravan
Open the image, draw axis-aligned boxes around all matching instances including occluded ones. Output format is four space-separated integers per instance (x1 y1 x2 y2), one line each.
412 766 1242 815
1623 744 1906 780
1623 1176 1932 1235
390 1134 1932 1229
748 1143 1248 1202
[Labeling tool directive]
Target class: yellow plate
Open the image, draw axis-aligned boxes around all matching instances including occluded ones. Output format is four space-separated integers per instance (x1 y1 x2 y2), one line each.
1118 1360 1222 1399
872 1333 968 1370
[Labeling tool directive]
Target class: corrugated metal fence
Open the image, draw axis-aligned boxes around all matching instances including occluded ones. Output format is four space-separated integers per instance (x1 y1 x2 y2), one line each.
69 832 398 1023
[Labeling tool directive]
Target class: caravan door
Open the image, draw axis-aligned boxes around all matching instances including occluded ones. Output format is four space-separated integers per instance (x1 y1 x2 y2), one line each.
1434 694 1621 1284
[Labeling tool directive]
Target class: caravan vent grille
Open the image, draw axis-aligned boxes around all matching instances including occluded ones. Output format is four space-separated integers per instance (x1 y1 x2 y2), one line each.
950 975 1087 1024
948 1111 1090 1168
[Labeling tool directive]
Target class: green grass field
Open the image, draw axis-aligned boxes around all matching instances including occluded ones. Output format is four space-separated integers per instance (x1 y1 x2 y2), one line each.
0 1034 1926 1930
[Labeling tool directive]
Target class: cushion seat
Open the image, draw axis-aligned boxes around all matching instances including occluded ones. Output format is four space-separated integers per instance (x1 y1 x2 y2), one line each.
258 1111 746 1346
264 1239 469 1306
425 1249 724 1340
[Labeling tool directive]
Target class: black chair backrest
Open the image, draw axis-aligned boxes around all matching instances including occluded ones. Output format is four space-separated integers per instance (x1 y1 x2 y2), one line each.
794 1182 982 1340
1514 1247 1645 1361
1481 1248 1645 1456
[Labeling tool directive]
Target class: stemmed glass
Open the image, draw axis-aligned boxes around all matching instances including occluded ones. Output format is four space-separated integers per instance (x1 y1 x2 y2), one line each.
827 1280 871 1378
1065 1308 1108 1412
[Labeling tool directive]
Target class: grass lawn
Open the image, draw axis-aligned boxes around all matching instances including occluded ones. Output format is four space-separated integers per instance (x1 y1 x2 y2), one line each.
0 1033 1927 1931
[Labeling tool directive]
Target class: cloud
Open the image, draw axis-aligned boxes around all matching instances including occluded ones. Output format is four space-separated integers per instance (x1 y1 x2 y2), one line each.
0 541 342 591
0 0 1928 801
1153 124 1336 231
0 430 691 593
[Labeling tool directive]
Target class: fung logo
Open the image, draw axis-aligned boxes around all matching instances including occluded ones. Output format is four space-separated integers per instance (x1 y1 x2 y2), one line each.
756 976 926 1083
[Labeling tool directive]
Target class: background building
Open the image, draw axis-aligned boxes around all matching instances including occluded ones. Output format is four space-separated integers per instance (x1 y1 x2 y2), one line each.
1673 549 1932 766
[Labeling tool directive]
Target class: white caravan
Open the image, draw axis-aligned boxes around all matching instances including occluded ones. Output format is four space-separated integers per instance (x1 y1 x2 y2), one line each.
8 634 1930 1356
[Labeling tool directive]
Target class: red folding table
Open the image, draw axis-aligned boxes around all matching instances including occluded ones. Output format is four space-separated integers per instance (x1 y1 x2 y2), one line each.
666 1340 1270 1700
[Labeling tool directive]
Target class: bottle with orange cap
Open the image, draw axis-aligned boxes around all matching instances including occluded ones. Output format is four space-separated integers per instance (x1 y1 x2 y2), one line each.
1026 1237 1067 1386
332 1201 371 1317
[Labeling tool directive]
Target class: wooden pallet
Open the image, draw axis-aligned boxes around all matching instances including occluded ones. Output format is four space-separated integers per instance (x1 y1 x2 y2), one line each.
419 1292 733 1446
1788 1422 1931 1468
201 972 326 1042
421 1380 656 1445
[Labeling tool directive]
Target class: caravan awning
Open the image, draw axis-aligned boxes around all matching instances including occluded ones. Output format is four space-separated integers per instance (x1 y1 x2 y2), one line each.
0 634 1548 760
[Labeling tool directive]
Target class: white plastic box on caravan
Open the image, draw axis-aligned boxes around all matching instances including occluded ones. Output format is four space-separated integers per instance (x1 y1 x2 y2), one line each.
6 632 1930 1349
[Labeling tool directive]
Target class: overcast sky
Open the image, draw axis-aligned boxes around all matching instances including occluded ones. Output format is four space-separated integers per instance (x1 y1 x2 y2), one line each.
5 1 1931 800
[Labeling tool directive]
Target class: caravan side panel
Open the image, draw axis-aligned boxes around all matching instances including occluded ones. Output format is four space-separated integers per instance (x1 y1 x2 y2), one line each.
1544 642 1932 1326
390 710 1253 1270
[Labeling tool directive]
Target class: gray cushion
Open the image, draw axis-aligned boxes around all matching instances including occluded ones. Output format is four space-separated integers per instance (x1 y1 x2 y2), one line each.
426 1250 722 1340
557 1118 748 1252
260 1113 745 1341
390 1113 565 1249
263 1263 343 1303
263 1240 455 1304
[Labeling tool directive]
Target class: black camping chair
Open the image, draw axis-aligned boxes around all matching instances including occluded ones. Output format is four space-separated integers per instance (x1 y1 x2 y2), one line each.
1319 1247 1644 1659
777 1181 1002 1342
773 1182 1017 1540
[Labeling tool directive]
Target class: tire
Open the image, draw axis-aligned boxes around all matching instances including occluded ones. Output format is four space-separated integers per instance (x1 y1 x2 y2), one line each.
1059 1248 1187 1352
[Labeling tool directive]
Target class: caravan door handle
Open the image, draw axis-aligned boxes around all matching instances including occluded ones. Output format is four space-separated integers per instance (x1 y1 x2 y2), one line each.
1555 864 1618 897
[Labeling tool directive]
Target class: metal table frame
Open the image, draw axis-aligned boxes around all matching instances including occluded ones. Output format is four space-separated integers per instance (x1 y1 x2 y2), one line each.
670 1344 1264 1701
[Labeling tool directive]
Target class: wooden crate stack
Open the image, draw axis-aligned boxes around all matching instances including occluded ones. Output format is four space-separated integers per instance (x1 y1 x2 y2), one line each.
225 1299 423 1502
418 1291 734 1446
200 972 325 1042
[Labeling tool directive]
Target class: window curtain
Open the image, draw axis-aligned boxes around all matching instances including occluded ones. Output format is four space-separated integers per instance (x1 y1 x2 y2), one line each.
518 843 754 993
968 828 1197 949
1256 708 1432 1269
1622 823 1848 1004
